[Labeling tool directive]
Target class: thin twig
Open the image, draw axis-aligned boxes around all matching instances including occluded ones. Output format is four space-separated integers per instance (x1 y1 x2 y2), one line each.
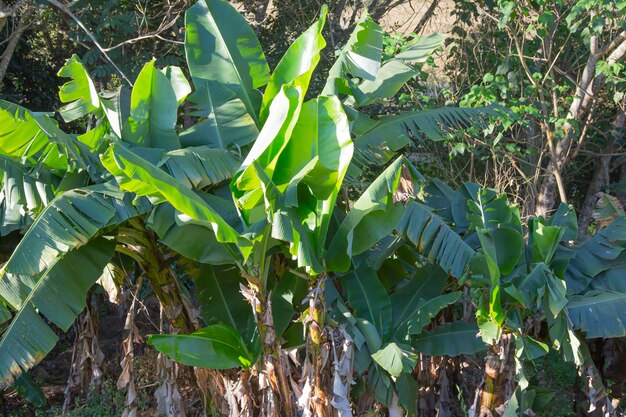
102 14 180 51
46 0 132 86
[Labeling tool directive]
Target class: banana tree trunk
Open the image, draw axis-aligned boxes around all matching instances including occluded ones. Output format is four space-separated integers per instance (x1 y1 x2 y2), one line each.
117 218 193 333
243 279 295 417
117 218 228 416
305 275 333 417
478 334 515 416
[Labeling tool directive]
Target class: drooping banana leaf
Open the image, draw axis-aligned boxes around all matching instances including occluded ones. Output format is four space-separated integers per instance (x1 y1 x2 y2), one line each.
412 321 486 356
390 264 448 330
0 182 148 279
396 202 475 279
466 187 522 233
405 292 462 335
270 270 307 339
0 238 114 387
588 264 626 292
564 216 626 295
161 146 241 190
148 324 257 369
188 264 256 344
0 156 59 235
371 342 417 377
326 157 407 272
147 191 240 265
102 145 251 258
33 115 104 179
13 372 46 407
0 100 67 172
0 99 101 177
322 12 383 96
567 290 626 338
351 106 501 175
343 264 392 341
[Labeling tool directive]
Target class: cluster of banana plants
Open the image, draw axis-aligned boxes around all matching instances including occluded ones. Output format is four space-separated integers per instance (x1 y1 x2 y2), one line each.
0 0 625 416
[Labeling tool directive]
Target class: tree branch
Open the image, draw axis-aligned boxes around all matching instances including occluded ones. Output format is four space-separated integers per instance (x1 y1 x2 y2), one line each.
0 5 32 85
412 0 439 34
45 0 132 86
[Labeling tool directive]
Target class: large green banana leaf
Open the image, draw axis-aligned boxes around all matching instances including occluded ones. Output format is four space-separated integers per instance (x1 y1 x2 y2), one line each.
234 94 352 271
371 342 417 377
0 100 67 172
232 86 303 225
412 321 485 356
0 183 145 385
350 59 419 106
274 96 353 250
147 192 240 265
343 264 392 341
121 61 181 150
148 324 256 369
57 55 104 123
0 156 59 235
102 145 251 258
394 33 446 62
565 216 626 294
259 6 327 123
57 55 134 141
405 292 462 335
390 264 448 330
351 106 501 175
347 33 445 106
0 183 148 279
326 157 407 272
322 12 383 95
180 80 259 150
185 0 270 123
161 146 240 190
397 202 476 279
191 264 255 341
567 291 626 338
0 238 114 387
0 100 101 178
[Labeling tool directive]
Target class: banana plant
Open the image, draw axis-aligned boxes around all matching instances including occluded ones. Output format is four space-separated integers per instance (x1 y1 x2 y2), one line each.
98 2 505 415
5 1 618 416
423 180 626 415
0 42 243 395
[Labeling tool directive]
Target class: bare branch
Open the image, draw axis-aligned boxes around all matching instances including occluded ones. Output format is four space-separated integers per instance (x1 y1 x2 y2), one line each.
0 5 32 85
102 11 180 52
45 0 133 86
412 0 439 35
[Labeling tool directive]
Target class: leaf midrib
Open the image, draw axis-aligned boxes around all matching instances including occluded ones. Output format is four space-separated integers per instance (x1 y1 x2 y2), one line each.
201 7 257 124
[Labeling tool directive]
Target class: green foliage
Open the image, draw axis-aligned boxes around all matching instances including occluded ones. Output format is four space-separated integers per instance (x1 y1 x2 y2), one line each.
148 324 257 369
0 238 114 386
413 322 486 356
1 1 626 416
